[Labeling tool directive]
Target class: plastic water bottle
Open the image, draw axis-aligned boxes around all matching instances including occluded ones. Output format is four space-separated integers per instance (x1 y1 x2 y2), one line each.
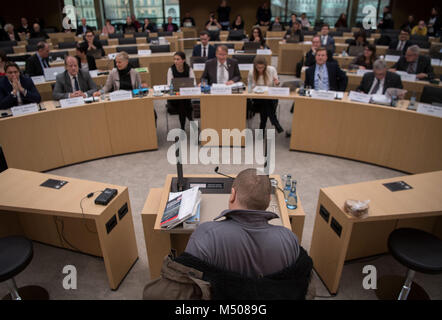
299 83 305 96
409 92 416 107
201 78 207 94
283 174 292 202
247 73 253 93
169 83 174 95
286 180 298 210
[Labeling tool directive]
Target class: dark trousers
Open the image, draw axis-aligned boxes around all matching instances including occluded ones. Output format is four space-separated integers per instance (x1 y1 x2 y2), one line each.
253 99 280 130
168 99 193 130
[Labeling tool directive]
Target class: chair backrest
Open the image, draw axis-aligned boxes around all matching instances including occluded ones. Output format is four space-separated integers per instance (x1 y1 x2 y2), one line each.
232 54 255 64
27 38 46 45
0 146 7 173
227 30 245 41
386 48 402 56
134 32 149 39
109 33 124 39
0 40 17 47
429 52 442 59
329 31 343 37
119 37 137 45
303 30 317 36
129 57 140 68
420 86 442 104
58 41 77 49
337 27 351 33
99 39 108 46
214 43 234 49
117 46 137 54
208 30 220 41
271 25 283 31
7 54 31 62
348 45 364 57
49 51 68 60
282 80 302 92
190 56 207 67
158 31 173 37
26 44 38 52
150 44 170 53
410 40 430 49
243 41 261 52
1 46 14 54
410 34 428 42
43 27 57 33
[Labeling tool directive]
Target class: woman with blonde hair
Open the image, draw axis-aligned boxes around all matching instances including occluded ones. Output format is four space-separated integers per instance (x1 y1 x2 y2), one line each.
248 56 283 133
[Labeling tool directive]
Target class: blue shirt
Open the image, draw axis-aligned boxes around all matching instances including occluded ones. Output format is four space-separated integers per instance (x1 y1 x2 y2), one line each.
314 63 329 90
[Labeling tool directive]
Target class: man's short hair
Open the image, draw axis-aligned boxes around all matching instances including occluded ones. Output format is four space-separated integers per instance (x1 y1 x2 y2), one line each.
64 55 77 65
407 45 420 55
316 47 327 53
321 23 329 29
216 45 228 53
232 168 271 211
4 61 20 72
36 41 48 51
200 31 209 37
373 59 387 70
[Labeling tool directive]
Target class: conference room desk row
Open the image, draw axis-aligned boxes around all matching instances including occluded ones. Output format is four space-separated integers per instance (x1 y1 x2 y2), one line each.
300 67 442 100
1 90 440 174
8 48 77 61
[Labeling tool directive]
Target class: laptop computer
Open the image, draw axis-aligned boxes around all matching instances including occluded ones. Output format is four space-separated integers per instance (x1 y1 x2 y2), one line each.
172 78 195 91
43 66 66 81
243 42 261 53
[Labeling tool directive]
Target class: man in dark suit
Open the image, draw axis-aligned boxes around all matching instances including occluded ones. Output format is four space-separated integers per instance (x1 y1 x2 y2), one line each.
24 41 51 77
390 45 434 80
305 47 347 91
52 56 97 100
357 59 403 94
192 31 216 59
76 18 92 36
319 24 335 53
0 62 41 109
201 45 241 85
30 23 49 39
163 16 179 32
304 35 321 67
389 29 412 54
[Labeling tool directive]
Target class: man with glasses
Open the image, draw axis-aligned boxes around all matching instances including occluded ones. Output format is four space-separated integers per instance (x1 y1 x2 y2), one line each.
357 59 403 94
390 45 434 80
200 45 241 85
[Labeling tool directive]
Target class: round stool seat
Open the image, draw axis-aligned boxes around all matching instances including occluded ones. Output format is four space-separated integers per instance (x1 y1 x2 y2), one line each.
0 236 33 282
388 228 442 274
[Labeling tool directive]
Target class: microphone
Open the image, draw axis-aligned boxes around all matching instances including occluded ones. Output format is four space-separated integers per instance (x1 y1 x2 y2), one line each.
214 166 234 179
175 136 185 191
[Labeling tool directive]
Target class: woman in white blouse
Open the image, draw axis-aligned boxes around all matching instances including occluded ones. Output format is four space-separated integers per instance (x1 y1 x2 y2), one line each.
248 56 283 133
167 51 196 130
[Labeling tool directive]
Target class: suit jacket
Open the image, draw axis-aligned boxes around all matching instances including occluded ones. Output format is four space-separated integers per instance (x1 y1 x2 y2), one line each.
201 58 241 85
0 75 41 109
30 31 49 39
162 23 179 32
76 25 92 36
25 53 50 77
393 55 435 79
52 70 98 100
305 62 348 91
192 44 216 60
357 71 403 94
76 55 97 71
389 39 412 54
319 35 335 52
102 68 141 93
304 50 316 67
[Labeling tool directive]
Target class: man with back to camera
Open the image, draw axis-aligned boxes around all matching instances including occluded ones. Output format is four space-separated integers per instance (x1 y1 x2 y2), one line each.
304 47 348 91
192 31 216 60
390 45 434 80
25 41 51 77
200 45 241 85
357 59 403 94
52 55 97 100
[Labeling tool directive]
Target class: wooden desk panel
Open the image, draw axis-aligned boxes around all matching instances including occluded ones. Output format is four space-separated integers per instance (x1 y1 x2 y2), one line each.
278 42 308 74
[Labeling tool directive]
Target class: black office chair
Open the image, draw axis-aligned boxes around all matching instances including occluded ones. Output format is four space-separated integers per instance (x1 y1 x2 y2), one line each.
117 46 138 54
150 44 170 53
385 49 402 56
232 54 255 64
108 33 124 39
25 44 38 52
134 32 149 39
1 46 14 54
27 38 46 45
329 31 343 37
58 41 77 49
190 56 207 67
129 58 140 68
118 37 137 45
227 30 246 41
208 31 220 41
337 27 351 33
7 54 31 62
214 43 234 49
345 38 353 44
410 40 430 49
303 30 317 36
420 86 442 104
0 236 49 300
98 39 108 46
43 27 57 34
376 228 442 300
410 35 428 42
0 146 7 173
0 40 17 47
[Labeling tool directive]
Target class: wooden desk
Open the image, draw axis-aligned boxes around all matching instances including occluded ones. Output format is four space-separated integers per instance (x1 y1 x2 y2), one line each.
309 171 442 294
290 93 442 174
0 168 139 290
266 31 286 56
141 174 305 279
278 42 309 74
181 27 198 49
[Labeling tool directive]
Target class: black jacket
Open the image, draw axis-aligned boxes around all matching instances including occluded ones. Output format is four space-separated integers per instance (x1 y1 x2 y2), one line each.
357 71 403 94
76 25 93 36
30 31 49 39
192 44 216 60
389 39 412 55
201 58 241 85
76 55 97 71
305 62 348 91
304 50 316 67
0 75 41 109
162 23 179 32
142 23 158 33
393 55 435 80
25 53 50 77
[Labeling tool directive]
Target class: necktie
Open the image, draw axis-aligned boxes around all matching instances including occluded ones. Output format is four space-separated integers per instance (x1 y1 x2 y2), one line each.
43 59 48 68
74 76 80 91
318 65 324 89
397 41 403 51
407 62 416 74
202 46 206 57
219 64 226 83
371 78 380 94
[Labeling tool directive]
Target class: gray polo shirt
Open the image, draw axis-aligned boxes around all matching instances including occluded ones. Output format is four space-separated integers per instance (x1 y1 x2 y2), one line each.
185 209 300 278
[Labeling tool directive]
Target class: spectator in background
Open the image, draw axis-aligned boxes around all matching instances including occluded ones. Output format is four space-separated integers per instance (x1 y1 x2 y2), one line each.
4 24 20 41
182 12 196 27
30 23 49 39
411 20 428 37
249 27 267 49
75 41 97 72
300 13 311 29
390 45 434 80
163 16 179 32
269 16 284 31
84 30 104 58
350 44 377 70
401 15 416 32
24 41 51 77
231 15 245 30
256 2 272 26
17 17 31 39
142 18 158 33
0 50 8 76
123 16 137 33
192 31 216 59
76 18 92 36
131 15 141 31
217 0 231 30
304 35 321 67
205 12 222 32
335 13 348 28
284 20 304 42
102 19 115 35
319 24 335 53
427 7 441 36
378 6 394 30
389 28 412 54
347 32 368 47
288 13 298 28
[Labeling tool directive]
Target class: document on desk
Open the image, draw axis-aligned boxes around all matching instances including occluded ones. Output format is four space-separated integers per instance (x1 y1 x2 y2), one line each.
109 90 133 101
228 49 235 55
395 71 417 82
385 55 400 62
89 70 98 78
268 87 290 96
370 94 391 105
349 91 371 103
60 97 85 108
257 49 272 55
310 90 336 100
31 76 46 85
417 103 442 118
11 103 39 116
192 63 205 71
239 64 253 71
161 186 201 230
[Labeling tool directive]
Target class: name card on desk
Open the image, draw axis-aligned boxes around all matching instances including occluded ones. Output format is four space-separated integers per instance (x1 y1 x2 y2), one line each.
268 87 290 96
396 71 417 82
239 64 253 71
179 87 201 96
89 70 98 78
108 53 117 60
210 85 232 94
349 91 371 103
60 97 85 108
431 58 441 66
310 90 336 100
228 49 235 55
257 49 272 55
31 76 46 84
193 63 205 71
109 90 133 101
11 103 39 116
385 55 400 62
138 50 151 56
417 103 442 118
356 69 371 76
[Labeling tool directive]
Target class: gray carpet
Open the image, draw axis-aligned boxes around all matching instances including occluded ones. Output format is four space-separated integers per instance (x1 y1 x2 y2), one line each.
1 54 441 300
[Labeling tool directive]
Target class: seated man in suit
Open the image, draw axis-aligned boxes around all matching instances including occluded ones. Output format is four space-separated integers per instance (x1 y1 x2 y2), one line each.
201 45 241 85
192 31 216 59
0 62 41 109
389 28 412 55
30 23 49 39
24 41 51 77
305 47 348 91
52 56 98 100
357 59 403 94
76 18 92 36
390 45 434 80
304 35 321 67
163 16 179 32
319 24 335 53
